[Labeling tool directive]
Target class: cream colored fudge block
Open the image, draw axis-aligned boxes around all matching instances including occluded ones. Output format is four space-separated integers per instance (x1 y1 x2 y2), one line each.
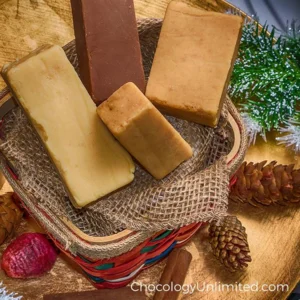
97 82 193 180
146 1 243 127
2 45 134 208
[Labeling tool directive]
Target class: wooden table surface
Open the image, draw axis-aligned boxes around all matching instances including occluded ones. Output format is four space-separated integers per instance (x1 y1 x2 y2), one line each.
0 0 299 299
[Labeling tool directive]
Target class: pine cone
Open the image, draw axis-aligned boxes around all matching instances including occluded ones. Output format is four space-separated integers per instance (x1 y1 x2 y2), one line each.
0 193 23 245
230 161 300 206
209 216 251 272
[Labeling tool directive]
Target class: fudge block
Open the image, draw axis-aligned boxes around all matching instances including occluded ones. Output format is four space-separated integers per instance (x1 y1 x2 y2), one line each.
71 0 145 104
146 1 243 127
2 45 135 208
154 249 192 300
97 82 193 180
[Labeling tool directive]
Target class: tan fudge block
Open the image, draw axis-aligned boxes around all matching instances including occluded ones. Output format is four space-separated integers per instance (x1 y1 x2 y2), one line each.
97 82 193 179
2 45 135 207
146 1 243 127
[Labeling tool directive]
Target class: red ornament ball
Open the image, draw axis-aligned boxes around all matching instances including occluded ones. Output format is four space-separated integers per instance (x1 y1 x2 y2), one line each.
1 233 58 278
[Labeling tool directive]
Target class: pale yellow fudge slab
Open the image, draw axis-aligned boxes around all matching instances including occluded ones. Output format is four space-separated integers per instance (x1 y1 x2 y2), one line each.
2 45 135 208
97 82 193 180
146 1 243 127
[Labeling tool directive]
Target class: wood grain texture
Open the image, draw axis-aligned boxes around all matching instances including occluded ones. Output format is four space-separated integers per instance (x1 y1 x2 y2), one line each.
0 0 299 299
43 287 146 300
0 0 73 90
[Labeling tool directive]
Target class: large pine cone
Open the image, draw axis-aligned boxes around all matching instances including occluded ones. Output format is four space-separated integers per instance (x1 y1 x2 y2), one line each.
0 193 23 245
209 216 251 272
230 161 300 206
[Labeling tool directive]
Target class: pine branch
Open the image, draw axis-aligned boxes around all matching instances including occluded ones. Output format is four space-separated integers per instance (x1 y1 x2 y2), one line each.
229 22 300 131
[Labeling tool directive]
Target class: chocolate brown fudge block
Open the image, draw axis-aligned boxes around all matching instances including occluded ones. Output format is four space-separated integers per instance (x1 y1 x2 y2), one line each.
97 82 193 180
154 249 192 300
71 0 145 104
146 1 243 127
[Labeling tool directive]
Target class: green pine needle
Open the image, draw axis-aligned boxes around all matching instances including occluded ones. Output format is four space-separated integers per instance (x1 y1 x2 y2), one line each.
229 22 300 131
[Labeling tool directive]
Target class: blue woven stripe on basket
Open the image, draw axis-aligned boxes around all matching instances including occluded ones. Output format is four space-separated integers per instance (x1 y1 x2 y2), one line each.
85 241 177 283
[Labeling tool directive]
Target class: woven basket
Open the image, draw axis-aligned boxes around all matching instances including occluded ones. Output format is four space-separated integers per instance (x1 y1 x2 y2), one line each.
0 16 247 288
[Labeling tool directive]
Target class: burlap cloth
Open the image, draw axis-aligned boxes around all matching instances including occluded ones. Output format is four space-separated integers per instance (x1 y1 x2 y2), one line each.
0 19 247 258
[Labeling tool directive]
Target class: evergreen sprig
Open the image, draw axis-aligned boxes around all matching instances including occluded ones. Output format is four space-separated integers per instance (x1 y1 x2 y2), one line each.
229 22 300 131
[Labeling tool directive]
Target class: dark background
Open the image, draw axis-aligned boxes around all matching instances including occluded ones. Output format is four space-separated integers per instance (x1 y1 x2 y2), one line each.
229 0 300 31
227 0 300 298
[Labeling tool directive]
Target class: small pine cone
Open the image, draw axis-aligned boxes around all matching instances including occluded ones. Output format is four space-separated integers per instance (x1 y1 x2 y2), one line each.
0 192 23 245
230 161 300 206
209 216 251 272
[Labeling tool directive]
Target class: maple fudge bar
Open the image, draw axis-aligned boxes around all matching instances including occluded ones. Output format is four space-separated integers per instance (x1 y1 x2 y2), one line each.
71 0 145 104
2 45 135 208
146 1 243 127
97 82 193 180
